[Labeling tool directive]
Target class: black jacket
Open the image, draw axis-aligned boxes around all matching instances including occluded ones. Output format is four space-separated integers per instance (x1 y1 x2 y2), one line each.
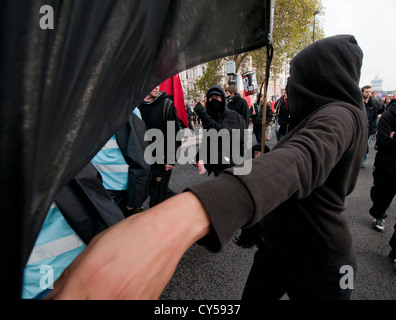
373 100 396 174
275 97 289 134
138 92 181 166
227 93 250 128
251 102 273 126
364 97 380 136
116 111 151 208
194 85 246 176
54 163 125 244
250 102 263 125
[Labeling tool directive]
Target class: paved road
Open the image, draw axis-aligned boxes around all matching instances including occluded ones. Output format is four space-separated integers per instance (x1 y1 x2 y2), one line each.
157 125 395 300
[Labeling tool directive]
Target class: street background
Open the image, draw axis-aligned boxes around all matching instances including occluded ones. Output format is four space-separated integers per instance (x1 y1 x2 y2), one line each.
154 124 396 300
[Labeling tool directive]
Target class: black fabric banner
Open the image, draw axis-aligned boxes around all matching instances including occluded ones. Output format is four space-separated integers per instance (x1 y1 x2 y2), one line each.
0 0 273 298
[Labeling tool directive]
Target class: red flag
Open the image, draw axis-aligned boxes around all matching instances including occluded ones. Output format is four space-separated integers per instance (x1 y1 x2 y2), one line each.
160 75 188 128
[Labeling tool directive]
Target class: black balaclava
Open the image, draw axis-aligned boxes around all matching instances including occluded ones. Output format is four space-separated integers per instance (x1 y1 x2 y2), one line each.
286 35 363 130
206 84 227 121
207 98 223 120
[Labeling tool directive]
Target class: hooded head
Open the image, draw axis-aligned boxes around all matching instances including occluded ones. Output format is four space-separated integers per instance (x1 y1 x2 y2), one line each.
286 35 363 129
206 84 227 121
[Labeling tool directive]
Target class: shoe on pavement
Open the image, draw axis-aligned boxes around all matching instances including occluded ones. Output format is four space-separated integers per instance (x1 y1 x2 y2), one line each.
372 218 385 232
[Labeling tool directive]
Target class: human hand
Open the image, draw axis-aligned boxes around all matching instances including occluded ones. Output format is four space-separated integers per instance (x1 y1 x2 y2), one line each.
45 192 211 300
165 164 175 171
194 102 205 114
391 131 395 139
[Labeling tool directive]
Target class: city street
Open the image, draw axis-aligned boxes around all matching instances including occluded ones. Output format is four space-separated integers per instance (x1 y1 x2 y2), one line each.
157 124 396 300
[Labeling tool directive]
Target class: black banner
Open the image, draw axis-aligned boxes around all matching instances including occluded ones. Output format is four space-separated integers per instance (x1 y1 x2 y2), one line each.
0 0 273 298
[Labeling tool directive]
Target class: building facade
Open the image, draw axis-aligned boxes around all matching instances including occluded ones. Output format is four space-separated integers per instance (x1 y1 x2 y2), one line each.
179 61 289 106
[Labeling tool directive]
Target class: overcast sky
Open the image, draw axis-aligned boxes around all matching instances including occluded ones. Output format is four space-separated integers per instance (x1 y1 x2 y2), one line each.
321 0 396 91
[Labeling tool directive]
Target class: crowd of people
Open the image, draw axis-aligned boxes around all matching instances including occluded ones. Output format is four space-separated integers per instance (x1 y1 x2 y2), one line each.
21 35 396 300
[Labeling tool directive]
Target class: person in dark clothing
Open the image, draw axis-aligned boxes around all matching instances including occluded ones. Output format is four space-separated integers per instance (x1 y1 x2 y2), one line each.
47 35 368 300
361 85 381 167
91 109 151 217
368 99 396 272
24 162 125 299
250 94 264 144
225 85 250 128
372 90 385 114
138 86 180 207
265 101 274 141
274 89 289 141
193 85 247 176
192 110 197 125
185 102 194 130
115 110 152 215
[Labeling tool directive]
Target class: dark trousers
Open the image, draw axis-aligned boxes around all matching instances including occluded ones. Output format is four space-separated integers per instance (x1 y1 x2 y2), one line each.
369 169 396 220
107 189 129 217
390 225 396 259
242 245 355 300
149 166 176 208
252 124 262 145
369 168 396 257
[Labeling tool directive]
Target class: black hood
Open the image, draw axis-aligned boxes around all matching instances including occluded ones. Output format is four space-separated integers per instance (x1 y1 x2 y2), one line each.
206 84 227 118
286 35 363 129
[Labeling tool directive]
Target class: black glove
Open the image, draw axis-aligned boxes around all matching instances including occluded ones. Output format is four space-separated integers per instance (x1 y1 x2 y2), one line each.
193 102 205 116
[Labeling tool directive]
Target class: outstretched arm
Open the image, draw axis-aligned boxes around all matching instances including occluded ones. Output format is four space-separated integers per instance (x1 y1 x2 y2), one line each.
46 192 211 300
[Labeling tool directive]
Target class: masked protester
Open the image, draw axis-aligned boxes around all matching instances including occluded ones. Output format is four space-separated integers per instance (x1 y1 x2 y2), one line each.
193 85 246 176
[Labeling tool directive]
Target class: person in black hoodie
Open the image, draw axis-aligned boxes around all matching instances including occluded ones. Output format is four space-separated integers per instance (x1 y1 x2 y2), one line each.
193 85 246 176
368 99 396 271
47 35 367 300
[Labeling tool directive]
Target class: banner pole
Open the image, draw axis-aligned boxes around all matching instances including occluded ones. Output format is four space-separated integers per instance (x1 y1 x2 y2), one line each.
260 44 273 154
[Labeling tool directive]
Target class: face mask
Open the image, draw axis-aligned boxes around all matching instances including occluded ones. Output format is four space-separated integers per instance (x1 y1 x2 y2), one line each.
207 98 223 119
